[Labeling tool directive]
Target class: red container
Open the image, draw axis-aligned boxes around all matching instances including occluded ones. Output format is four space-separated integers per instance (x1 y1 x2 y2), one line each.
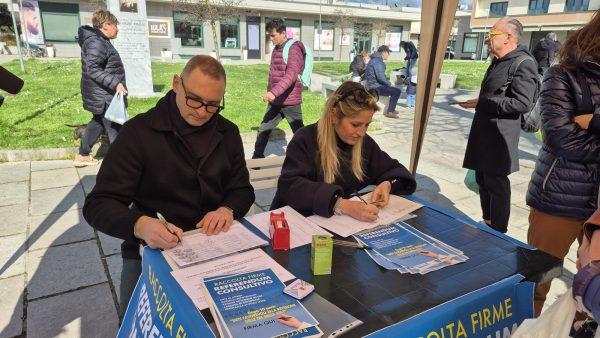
269 211 290 250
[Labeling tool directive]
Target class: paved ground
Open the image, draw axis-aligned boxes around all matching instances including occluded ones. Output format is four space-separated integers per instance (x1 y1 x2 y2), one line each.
0 89 576 337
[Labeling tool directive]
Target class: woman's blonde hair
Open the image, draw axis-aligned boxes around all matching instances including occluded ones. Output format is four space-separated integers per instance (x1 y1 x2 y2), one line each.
317 82 379 184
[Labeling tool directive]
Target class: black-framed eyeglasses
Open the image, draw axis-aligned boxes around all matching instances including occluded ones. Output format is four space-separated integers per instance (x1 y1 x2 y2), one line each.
336 87 378 105
180 76 225 114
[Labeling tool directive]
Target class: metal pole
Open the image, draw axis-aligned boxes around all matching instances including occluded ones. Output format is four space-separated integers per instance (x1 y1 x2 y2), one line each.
9 0 25 72
18 0 30 56
318 0 321 61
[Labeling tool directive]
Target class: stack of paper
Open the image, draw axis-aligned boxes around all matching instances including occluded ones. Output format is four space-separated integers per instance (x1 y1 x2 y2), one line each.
164 222 268 267
245 206 332 249
202 268 322 338
353 222 468 274
308 194 423 238
171 249 295 311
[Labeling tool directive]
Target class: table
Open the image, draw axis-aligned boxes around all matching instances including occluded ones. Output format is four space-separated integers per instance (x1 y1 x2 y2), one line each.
120 198 563 338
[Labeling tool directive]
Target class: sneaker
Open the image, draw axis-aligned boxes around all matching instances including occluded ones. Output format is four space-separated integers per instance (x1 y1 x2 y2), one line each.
73 154 99 167
384 112 399 118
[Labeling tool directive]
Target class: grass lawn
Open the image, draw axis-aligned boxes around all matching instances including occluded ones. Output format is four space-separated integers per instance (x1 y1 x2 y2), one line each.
0 59 486 150
313 60 488 89
0 60 326 150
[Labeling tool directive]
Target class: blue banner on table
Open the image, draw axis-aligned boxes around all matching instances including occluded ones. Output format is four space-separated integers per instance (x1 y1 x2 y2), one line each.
366 274 534 338
118 248 215 338
203 268 319 337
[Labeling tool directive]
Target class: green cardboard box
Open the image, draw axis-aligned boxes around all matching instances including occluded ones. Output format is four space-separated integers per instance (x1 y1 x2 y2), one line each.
311 235 332 275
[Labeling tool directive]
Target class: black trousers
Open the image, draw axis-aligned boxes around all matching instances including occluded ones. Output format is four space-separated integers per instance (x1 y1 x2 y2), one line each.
79 114 121 156
475 171 511 233
253 104 303 158
119 258 142 321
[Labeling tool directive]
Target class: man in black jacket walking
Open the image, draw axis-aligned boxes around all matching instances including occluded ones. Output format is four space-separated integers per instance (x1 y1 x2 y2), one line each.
83 55 255 317
461 18 539 233
74 10 127 167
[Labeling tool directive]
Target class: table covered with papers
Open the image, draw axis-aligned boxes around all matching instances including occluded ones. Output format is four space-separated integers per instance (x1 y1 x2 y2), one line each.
118 197 563 338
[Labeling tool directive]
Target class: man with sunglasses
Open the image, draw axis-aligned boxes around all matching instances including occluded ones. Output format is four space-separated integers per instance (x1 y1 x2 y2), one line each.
83 55 254 317
461 18 539 234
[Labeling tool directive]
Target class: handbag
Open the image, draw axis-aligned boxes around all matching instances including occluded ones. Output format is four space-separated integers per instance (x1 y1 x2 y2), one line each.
512 289 582 338
104 92 128 125
463 169 479 194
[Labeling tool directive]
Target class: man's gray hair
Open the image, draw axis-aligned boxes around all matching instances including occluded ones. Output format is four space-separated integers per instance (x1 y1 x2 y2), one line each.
501 17 523 40
546 32 557 41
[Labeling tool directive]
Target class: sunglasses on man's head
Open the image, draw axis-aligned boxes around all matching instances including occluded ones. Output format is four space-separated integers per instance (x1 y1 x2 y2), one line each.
336 88 378 105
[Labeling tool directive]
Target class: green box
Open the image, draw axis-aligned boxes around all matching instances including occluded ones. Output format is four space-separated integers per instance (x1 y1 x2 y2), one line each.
311 235 333 275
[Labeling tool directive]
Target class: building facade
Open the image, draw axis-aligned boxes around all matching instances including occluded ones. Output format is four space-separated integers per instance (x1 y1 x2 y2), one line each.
2 0 434 61
469 0 599 59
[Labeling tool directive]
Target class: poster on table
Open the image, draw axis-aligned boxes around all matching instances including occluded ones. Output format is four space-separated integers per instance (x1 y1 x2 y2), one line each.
203 268 319 337
385 32 401 52
118 248 215 338
314 28 334 51
19 0 44 45
366 274 534 337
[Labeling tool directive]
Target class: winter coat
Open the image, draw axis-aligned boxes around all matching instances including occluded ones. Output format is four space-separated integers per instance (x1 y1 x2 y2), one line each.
349 55 366 78
463 45 539 175
532 38 559 70
83 91 255 259
365 52 391 90
268 39 305 106
526 57 600 219
78 26 126 115
402 41 418 60
270 123 416 217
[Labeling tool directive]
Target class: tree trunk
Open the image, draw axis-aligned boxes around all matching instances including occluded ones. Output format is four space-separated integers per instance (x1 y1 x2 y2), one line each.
210 20 219 60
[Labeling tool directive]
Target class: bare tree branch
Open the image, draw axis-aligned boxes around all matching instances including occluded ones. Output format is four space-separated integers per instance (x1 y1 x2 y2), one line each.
172 0 246 59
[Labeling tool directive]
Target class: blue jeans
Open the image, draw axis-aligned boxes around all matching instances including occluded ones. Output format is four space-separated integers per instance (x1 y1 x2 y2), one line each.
407 94 415 107
374 85 401 113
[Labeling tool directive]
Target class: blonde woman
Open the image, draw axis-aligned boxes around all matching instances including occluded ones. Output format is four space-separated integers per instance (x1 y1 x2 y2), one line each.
271 82 416 221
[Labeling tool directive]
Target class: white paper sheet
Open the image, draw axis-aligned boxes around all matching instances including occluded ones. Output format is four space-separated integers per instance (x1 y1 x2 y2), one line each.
245 206 331 249
163 222 268 267
171 249 295 310
308 194 423 237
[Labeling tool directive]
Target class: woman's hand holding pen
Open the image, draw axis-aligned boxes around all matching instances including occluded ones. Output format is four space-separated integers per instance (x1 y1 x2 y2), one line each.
339 199 379 222
133 216 183 249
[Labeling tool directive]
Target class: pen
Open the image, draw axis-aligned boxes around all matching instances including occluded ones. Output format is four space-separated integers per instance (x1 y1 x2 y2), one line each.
354 190 368 205
332 239 371 249
156 212 182 243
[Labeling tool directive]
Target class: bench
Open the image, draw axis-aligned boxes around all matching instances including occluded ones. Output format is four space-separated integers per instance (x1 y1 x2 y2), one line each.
245 156 285 215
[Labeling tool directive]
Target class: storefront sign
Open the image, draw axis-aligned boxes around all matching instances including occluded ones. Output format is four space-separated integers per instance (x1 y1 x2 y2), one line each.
148 19 170 38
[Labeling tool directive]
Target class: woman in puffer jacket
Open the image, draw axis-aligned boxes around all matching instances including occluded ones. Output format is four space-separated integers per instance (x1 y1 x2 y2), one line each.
525 9 600 317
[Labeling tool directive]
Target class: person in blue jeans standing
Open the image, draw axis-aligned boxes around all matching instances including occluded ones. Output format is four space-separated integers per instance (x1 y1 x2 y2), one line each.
401 40 419 80
365 45 401 118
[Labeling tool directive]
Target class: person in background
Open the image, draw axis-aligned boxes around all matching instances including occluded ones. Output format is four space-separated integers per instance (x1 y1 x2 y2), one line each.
349 50 370 82
461 17 538 234
401 40 418 79
75 9 127 167
532 32 560 75
526 9 600 317
401 64 417 108
252 18 306 159
366 45 402 118
83 55 254 318
271 81 416 221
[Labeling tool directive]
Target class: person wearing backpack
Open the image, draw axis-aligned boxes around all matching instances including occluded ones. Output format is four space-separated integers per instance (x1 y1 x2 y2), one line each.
526 9 600 317
252 18 307 159
461 18 539 234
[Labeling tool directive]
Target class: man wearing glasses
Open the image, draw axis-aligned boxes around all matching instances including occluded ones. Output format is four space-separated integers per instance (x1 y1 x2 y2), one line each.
461 17 539 234
83 55 254 317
